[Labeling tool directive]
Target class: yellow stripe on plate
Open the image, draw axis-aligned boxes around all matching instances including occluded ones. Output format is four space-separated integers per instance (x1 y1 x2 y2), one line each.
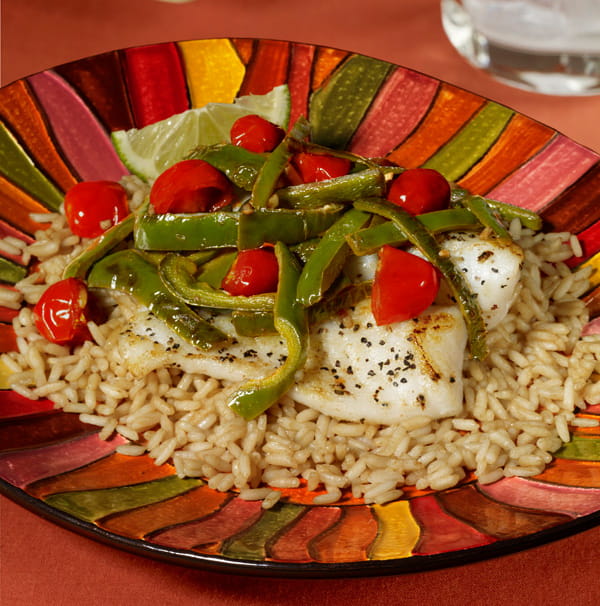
178 39 245 108
369 500 420 560
0 357 14 389
581 253 600 289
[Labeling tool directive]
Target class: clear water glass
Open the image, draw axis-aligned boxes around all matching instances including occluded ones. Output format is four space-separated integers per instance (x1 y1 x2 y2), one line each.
441 0 600 95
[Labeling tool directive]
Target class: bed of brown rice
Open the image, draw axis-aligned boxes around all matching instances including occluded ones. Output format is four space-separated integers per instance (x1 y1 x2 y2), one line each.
2 176 600 508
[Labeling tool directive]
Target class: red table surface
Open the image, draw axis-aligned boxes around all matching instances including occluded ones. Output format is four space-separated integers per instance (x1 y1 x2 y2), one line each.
1 1 599 604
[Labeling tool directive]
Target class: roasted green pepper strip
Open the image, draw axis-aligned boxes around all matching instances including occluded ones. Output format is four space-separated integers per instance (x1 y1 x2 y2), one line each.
346 208 480 256
251 117 311 209
237 205 344 249
87 249 227 349
135 211 238 251
63 212 136 279
460 194 511 240
276 167 387 209
228 242 308 420
354 198 488 360
159 253 275 311
196 250 236 288
231 282 372 337
297 208 370 306
188 144 266 191
450 187 542 230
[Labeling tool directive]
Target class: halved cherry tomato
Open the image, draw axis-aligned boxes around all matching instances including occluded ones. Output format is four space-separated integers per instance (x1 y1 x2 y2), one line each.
64 181 129 238
230 114 285 154
293 152 351 183
33 278 92 345
150 159 234 214
387 168 451 215
371 245 439 325
221 247 279 296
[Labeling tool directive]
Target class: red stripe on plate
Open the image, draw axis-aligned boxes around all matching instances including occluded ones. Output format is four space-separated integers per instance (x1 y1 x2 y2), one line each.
0 391 55 419
122 43 190 127
478 476 600 517
487 136 599 211
27 71 128 182
410 494 495 555
0 432 125 488
288 43 316 129
349 67 439 158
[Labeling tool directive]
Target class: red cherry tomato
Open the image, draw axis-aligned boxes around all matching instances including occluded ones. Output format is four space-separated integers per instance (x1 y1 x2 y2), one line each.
64 181 129 238
371 246 439 325
293 152 351 183
221 247 279 296
33 278 92 346
230 114 285 154
150 159 234 214
387 168 451 215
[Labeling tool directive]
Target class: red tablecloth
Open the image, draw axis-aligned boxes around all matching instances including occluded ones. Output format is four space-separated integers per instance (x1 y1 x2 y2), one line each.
2 1 599 604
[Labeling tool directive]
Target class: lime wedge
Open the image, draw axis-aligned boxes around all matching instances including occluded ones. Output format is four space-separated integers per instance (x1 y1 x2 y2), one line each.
112 85 290 181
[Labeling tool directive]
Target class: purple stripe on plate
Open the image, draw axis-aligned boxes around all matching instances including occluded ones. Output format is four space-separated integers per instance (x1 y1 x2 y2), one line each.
487 136 599 211
349 67 438 158
27 72 129 182
0 432 125 488
478 476 600 517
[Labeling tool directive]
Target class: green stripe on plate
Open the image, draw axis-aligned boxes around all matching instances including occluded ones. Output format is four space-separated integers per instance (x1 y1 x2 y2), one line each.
44 476 201 522
222 502 305 560
555 435 600 462
424 102 514 181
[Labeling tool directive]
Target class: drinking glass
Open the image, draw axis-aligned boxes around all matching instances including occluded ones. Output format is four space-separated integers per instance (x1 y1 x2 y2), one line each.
441 0 600 95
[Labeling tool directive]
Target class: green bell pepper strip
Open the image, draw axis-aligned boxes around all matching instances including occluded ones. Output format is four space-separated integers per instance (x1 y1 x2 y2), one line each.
450 187 542 230
196 250 237 288
64 199 153 279
237 205 344 250
188 144 266 191
296 208 370 306
231 281 372 337
134 205 344 251
135 211 239 251
158 253 275 311
275 167 387 209
459 194 511 240
250 117 312 209
346 208 480 256
354 198 488 360
86 249 227 349
228 242 308 420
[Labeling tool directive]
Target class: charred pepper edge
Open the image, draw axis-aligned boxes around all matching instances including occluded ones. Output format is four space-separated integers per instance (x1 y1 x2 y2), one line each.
228 242 309 420
353 198 489 360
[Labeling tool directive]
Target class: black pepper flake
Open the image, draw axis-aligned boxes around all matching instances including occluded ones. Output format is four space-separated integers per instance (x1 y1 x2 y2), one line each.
367 370 376 377
346 365 354 374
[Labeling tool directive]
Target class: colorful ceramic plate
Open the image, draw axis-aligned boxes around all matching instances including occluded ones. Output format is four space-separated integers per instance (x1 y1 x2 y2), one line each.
1 39 599 578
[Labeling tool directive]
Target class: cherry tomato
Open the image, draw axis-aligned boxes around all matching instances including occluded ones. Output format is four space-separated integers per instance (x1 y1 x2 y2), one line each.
293 152 351 183
387 168 451 215
64 181 129 238
33 278 92 346
221 247 279 296
150 159 234 214
371 245 439 325
230 114 285 154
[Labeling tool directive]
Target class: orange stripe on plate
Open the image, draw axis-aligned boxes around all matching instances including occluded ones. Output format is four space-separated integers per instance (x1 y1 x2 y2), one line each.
0 81 77 193
231 38 255 65
102 484 229 540
458 114 554 194
312 505 378 563
533 457 600 488
27 453 174 499
0 175 51 235
387 83 485 168
311 46 349 89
